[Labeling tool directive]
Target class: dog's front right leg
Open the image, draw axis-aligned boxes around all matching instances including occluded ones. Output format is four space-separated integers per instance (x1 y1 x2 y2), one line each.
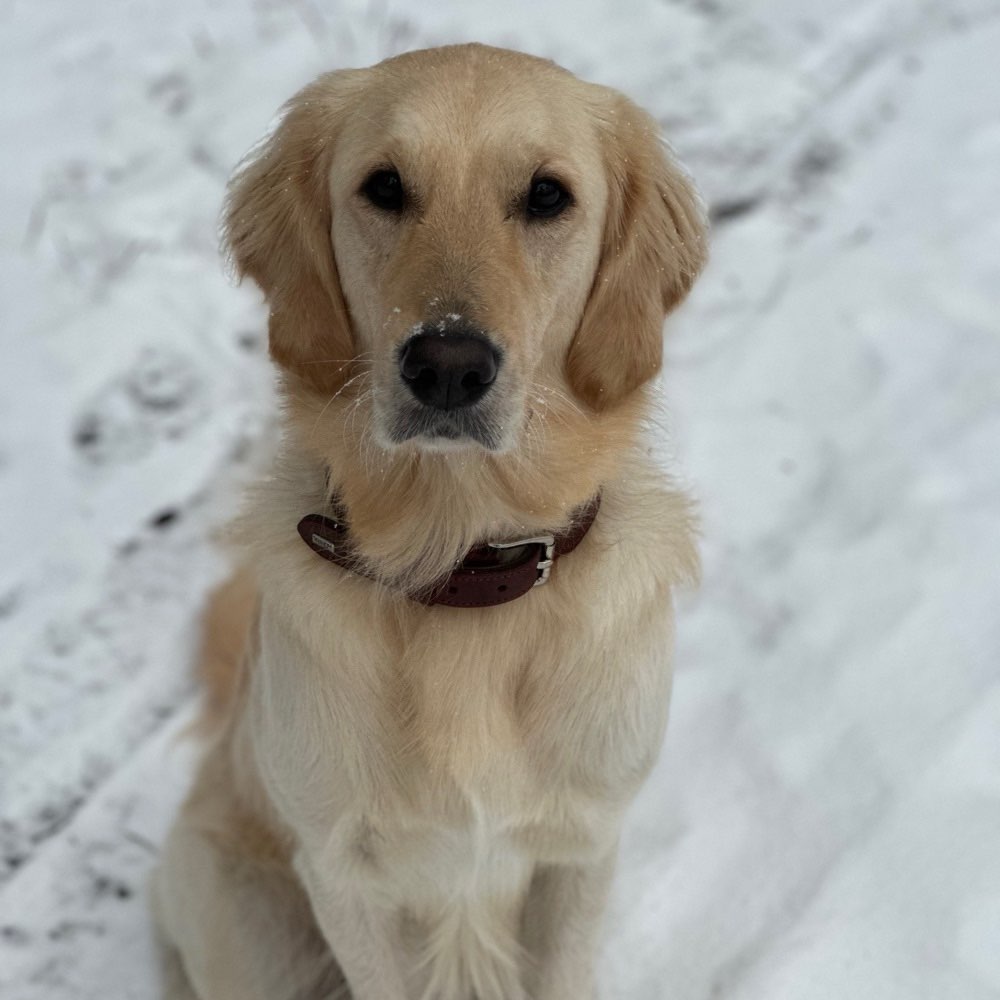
295 849 411 1000
153 819 344 1000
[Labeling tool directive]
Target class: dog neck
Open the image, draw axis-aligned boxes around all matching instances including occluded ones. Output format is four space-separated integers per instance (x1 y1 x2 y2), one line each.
298 489 600 606
279 379 649 592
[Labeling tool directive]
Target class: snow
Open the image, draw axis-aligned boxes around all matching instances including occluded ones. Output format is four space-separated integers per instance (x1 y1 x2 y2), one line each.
2 1 999 997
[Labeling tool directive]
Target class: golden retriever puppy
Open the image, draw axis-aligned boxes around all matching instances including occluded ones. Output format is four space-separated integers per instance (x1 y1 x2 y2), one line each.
152 43 707 1000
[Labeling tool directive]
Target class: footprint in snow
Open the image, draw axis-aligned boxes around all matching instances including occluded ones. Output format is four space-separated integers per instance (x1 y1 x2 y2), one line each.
73 348 206 467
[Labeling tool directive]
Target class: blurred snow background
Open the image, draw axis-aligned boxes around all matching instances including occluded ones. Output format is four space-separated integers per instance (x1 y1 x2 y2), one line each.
2 1 999 997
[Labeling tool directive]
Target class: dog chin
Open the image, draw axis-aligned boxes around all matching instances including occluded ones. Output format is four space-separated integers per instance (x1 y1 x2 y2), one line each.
374 394 516 454
375 403 518 454
407 433 494 455
393 420 504 454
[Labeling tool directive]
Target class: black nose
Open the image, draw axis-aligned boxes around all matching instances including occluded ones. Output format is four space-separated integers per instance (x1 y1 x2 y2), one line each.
399 332 500 410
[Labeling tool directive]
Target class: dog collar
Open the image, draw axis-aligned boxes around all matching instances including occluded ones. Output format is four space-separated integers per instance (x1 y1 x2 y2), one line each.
297 494 600 609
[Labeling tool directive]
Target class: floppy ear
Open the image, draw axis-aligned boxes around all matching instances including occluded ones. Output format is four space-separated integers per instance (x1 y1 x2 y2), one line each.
224 71 364 395
567 95 708 410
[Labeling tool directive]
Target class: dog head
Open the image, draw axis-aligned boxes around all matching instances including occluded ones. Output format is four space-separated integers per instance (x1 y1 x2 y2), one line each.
225 45 707 456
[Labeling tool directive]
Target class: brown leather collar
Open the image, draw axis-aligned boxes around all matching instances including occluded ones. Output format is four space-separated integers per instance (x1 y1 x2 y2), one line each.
297 494 600 609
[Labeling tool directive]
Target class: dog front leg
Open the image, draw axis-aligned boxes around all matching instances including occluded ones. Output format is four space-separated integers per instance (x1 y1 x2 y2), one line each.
521 850 618 1000
153 820 344 1000
295 849 411 1000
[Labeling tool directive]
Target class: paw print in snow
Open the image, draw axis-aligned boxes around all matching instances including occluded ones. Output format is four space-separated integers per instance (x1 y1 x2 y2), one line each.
73 349 206 466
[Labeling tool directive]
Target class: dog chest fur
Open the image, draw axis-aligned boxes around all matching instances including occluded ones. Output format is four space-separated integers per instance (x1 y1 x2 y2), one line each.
240 488 679 998
253 541 673 852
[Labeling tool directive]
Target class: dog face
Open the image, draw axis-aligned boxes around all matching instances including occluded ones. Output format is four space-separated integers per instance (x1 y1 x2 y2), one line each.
226 45 706 454
329 59 610 453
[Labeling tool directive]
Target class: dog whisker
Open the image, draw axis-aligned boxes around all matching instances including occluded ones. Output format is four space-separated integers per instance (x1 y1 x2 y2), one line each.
299 350 379 367
309 370 372 442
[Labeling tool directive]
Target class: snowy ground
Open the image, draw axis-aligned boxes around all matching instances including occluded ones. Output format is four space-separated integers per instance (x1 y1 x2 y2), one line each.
2 1 1000 997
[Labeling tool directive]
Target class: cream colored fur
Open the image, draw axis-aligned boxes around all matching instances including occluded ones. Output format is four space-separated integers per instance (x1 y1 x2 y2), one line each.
153 43 706 1000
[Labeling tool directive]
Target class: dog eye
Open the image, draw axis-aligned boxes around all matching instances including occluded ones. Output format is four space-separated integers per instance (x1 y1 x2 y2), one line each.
526 177 572 219
362 169 405 212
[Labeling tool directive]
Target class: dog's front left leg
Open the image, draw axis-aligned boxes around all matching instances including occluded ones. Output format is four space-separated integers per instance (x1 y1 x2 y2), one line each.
521 849 618 1000
296 849 410 1000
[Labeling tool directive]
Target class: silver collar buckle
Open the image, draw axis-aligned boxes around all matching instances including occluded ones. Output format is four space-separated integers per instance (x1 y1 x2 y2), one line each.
487 534 557 586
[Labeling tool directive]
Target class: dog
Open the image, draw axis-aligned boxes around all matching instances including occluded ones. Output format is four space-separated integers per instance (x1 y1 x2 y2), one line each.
152 43 707 1000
